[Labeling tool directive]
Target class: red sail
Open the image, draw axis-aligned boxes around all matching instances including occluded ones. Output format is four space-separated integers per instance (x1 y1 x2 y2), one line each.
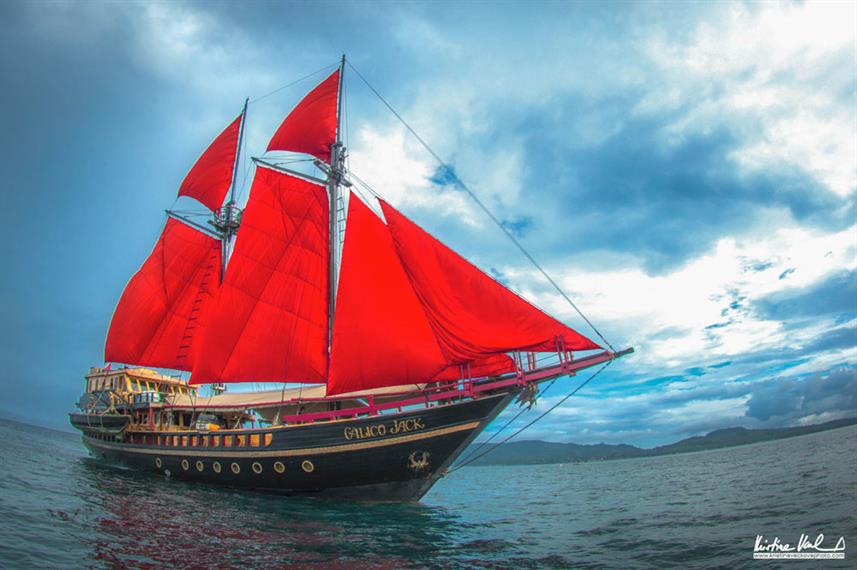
105 218 221 371
190 168 329 385
266 69 340 163
177 114 242 211
328 194 448 395
433 354 517 382
380 200 601 359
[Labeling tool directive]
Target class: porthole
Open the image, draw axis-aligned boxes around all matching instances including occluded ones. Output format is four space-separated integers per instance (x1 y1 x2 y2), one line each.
273 461 285 474
252 462 263 474
301 460 314 473
231 462 241 474
181 459 189 471
196 460 204 472
212 461 222 474
155 457 162 469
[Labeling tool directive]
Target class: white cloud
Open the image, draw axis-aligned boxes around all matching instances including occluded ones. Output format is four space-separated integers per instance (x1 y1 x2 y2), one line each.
646 1 857 197
500 223 857 371
347 125 480 223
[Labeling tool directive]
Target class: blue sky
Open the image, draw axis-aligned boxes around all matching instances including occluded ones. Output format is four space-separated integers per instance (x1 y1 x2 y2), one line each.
0 1 854 445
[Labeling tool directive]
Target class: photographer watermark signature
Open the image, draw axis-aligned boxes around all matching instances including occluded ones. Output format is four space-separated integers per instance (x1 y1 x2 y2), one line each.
754 533 845 560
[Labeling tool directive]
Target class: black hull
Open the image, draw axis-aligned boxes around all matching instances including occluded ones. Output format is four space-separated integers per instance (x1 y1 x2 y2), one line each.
76 392 514 501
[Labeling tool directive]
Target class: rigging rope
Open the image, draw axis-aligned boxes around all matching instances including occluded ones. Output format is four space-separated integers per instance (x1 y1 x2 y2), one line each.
446 360 613 474
250 63 338 105
455 376 559 467
346 61 615 352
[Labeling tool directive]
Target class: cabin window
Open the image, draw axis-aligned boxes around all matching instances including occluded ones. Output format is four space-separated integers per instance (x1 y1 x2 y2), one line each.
212 435 220 447
250 434 260 447
181 436 188 447
237 435 246 448
171 435 178 446
223 435 233 447
264 433 273 446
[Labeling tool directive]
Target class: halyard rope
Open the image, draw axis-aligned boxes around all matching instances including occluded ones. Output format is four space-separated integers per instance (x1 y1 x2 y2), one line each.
454 377 559 467
347 60 615 352
445 359 613 474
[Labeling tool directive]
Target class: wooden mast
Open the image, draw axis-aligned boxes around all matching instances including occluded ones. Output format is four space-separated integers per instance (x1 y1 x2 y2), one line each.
326 54 346 348
219 97 250 280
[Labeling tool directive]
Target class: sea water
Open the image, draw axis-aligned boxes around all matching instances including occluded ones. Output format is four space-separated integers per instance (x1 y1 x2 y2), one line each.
0 419 854 569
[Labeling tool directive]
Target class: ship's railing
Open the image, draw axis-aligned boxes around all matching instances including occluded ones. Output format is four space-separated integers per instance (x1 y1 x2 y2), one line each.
152 348 630 429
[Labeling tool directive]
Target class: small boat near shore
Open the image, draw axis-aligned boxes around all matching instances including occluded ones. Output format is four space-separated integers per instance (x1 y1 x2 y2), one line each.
70 56 631 501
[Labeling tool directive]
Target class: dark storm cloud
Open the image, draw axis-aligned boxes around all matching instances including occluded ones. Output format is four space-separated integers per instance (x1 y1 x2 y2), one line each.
745 367 857 423
754 269 857 321
510 112 853 273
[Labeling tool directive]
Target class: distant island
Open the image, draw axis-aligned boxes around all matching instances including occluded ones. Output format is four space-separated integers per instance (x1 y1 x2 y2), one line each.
463 417 857 466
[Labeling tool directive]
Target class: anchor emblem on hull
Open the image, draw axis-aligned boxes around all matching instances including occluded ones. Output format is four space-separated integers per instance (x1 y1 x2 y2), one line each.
407 450 431 472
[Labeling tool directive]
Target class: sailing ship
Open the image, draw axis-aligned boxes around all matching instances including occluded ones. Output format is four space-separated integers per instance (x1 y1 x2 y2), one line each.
69 57 632 501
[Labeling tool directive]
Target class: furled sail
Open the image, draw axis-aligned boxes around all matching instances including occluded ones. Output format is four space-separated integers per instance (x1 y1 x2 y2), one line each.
105 218 221 371
433 354 517 382
380 200 601 359
177 114 243 211
266 69 340 163
328 194 448 395
190 167 329 385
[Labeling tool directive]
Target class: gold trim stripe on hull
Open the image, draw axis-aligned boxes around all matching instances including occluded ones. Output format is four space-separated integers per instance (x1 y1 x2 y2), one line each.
85 421 481 459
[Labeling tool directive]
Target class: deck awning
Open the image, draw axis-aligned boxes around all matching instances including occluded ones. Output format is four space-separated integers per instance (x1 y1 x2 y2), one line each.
163 383 427 411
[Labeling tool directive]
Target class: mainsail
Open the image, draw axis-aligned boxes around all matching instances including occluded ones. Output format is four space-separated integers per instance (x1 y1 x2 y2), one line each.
189 168 330 385
328 193 448 395
105 218 221 371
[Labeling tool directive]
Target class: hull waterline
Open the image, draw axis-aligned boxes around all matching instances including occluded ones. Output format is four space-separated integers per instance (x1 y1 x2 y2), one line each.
76 392 515 502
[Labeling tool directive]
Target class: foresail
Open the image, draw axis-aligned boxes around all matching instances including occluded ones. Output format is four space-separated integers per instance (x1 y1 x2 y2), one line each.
105 218 221 371
190 168 329 385
327 194 448 395
177 114 243 211
380 200 601 359
266 69 340 163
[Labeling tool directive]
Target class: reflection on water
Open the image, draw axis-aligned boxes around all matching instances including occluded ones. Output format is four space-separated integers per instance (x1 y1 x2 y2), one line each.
75 459 463 568
1 418 855 569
